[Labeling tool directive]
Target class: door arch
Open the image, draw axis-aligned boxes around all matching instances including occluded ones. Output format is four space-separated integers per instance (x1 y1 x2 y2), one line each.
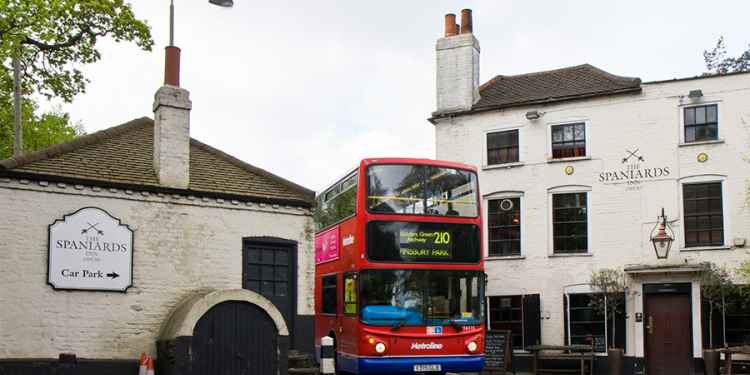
157 289 289 375
192 301 278 375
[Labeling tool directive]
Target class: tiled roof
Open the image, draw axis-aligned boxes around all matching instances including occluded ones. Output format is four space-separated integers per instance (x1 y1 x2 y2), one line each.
0 117 314 206
473 64 642 111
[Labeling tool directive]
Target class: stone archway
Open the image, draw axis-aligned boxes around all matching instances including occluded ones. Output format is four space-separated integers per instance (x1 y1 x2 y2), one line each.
157 289 289 375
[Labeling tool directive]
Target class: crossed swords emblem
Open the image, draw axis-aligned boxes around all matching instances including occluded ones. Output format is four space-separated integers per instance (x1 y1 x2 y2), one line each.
622 149 645 164
81 222 104 236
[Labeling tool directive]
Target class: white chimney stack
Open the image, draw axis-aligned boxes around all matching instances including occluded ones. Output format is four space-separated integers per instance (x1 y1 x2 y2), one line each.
435 9 480 114
153 46 191 189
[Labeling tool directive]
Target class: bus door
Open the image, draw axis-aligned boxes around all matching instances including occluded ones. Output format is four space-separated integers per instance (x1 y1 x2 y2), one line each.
339 272 359 354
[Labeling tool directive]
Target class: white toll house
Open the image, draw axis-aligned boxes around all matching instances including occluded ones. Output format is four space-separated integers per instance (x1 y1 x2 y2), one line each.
431 9 750 375
0 33 318 375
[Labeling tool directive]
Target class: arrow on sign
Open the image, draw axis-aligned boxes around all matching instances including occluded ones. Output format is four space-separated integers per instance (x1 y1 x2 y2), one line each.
106 272 120 279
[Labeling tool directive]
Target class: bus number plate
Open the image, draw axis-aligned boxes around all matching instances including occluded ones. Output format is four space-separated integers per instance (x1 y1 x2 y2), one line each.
414 364 441 372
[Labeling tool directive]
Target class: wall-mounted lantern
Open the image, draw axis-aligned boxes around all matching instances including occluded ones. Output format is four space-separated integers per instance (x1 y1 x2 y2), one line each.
650 208 674 259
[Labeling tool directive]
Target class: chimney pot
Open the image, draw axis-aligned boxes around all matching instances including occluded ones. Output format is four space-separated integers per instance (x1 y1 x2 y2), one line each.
444 14 457 36
460 9 473 34
164 46 181 86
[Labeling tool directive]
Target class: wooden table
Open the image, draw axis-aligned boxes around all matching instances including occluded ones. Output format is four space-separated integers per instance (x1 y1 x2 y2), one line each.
719 346 750 375
526 345 595 375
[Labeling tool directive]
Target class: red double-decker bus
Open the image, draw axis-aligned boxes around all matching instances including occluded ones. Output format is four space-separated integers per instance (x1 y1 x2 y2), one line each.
314 158 485 374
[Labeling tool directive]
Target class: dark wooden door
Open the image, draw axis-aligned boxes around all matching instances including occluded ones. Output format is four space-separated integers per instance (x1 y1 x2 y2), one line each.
243 239 296 336
645 293 692 375
192 301 278 375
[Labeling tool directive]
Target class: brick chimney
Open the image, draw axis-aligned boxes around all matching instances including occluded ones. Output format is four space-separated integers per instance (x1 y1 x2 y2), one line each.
153 45 191 189
435 9 480 114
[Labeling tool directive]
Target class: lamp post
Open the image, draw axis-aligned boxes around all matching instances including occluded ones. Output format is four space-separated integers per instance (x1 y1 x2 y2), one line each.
650 208 674 259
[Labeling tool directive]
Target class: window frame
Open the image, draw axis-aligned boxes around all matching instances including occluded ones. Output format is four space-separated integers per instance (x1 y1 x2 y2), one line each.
548 188 591 256
316 169 359 232
488 295 525 350
485 127 521 166
701 285 750 348
485 193 524 258
678 175 729 250
321 273 338 315
564 292 625 353
681 103 720 144
547 120 590 160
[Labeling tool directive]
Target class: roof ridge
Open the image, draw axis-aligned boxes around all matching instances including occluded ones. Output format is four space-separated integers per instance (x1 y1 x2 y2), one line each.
189 138 315 201
0 117 152 170
583 64 642 85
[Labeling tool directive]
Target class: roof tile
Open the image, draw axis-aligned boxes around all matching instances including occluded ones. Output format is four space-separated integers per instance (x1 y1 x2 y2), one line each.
473 64 641 111
0 117 314 206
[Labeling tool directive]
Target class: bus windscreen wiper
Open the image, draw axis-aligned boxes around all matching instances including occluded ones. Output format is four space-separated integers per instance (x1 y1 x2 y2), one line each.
449 319 463 332
391 318 406 331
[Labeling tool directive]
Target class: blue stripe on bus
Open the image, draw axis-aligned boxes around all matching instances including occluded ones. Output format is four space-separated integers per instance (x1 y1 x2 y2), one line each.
337 353 484 374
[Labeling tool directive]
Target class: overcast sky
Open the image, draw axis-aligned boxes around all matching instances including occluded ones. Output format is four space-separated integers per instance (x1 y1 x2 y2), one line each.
51 0 750 192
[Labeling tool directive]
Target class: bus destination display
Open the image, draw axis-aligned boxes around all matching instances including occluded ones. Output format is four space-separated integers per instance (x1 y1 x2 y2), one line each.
367 221 480 263
398 229 452 259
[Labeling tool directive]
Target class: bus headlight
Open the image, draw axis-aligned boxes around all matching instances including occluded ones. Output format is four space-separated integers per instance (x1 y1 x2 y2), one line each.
467 341 478 353
374 342 387 354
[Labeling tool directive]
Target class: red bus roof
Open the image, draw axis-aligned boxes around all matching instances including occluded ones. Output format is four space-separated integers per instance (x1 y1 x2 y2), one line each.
360 157 477 172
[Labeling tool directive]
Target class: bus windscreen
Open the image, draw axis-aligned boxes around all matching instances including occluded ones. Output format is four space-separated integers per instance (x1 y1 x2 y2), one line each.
366 221 480 263
359 269 483 327
367 164 478 217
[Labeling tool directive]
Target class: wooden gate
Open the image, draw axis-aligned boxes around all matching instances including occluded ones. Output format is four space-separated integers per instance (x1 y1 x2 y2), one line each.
192 301 279 375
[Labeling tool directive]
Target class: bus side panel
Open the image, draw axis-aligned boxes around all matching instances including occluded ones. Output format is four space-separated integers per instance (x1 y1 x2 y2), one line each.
338 217 359 356
313 216 359 361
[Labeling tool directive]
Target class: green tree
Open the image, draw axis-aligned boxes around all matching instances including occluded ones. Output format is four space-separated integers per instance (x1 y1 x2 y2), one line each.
704 36 750 74
589 268 628 349
0 92 84 159
700 262 735 348
0 0 153 102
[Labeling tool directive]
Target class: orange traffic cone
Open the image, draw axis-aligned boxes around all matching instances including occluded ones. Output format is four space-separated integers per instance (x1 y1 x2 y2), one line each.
146 356 155 375
138 353 147 375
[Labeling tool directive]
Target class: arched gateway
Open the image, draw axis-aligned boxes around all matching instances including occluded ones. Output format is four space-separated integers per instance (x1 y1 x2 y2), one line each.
158 289 289 375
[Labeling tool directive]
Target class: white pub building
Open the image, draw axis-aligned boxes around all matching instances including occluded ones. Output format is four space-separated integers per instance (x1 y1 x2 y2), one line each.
431 10 750 375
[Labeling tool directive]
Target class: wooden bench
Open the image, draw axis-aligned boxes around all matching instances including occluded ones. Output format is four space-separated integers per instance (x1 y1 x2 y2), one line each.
719 346 750 375
526 345 595 375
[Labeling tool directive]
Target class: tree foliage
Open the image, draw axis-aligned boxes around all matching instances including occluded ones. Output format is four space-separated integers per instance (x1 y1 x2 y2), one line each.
0 81 84 159
589 268 628 349
739 260 750 281
0 0 153 102
699 262 735 348
704 36 750 74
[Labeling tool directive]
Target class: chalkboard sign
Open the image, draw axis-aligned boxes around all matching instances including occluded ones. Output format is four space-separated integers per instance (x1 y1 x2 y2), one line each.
592 335 606 353
484 330 513 373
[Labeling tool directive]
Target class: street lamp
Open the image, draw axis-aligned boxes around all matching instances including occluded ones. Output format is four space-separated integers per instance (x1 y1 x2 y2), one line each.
650 208 674 259
209 0 234 6
170 0 234 46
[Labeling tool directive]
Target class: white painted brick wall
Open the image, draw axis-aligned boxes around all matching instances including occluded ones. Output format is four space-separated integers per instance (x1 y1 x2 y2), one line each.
434 73 750 355
435 33 480 114
0 183 314 359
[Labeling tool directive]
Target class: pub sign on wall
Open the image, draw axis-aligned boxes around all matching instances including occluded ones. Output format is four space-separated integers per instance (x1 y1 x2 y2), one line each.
48 207 134 292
